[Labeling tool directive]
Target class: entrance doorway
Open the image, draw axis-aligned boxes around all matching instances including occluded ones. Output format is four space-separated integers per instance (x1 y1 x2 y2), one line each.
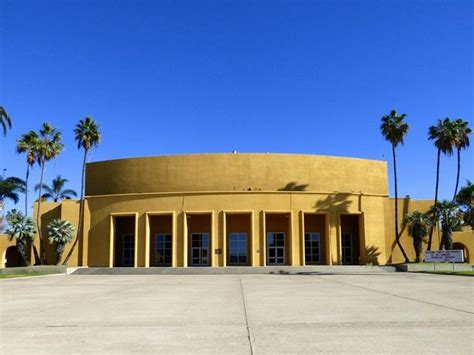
114 216 136 267
5 246 22 267
267 232 285 265
191 233 209 266
149 214 173 267
225 213 252 266
265 213 290 265
187 213 212 267
340 214 361 265
303 213 327 265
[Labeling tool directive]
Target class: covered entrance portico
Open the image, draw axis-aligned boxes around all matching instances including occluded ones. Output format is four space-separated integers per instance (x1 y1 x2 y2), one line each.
110 214 138 267
339 214 362 265
185 212 213 267
264 212 292 266
224 212 252 266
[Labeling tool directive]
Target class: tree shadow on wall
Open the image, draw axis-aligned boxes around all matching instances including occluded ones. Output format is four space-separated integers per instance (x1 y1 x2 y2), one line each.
364 245 381 265
313 193 352 212
313 193 352 265
388 197 410 263
278 182 309 191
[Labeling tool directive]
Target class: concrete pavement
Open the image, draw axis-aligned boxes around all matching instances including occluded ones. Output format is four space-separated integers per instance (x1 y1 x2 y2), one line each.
1 273 473 354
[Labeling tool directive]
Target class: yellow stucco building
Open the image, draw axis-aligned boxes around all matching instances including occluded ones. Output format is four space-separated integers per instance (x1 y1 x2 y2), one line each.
1 153 472 268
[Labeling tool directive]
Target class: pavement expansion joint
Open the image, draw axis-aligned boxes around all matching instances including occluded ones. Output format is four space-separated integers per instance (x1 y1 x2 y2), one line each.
238 275 254 355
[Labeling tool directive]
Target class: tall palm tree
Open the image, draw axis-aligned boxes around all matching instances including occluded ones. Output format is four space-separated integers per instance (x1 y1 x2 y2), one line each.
47 219 74 265
429 200 463 250
16 131 41 264
34 123 64 264
35 175 77 202
63 117 100 265
451 118 471 200
380 109 409 262
5 209 36 266
427 118 456 250
404 211 432 263
16 131 40 214
456 180 473 228
0 106 12 136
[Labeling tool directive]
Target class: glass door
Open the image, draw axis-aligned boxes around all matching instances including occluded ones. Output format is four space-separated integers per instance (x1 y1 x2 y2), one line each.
154 234 172 266
267 232 285 265
229 233 248 265
191 233 209 266
122 234 134 267
305 232 321 264
341 233 353 264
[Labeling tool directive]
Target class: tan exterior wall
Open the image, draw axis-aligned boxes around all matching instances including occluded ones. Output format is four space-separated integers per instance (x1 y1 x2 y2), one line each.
451 228 474 263
385 198 474 263
32 200 81 266
85 154 388 196
81 191 388 267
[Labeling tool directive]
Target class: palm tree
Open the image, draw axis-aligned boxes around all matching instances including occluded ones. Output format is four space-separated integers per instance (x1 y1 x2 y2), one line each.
380 109 409 262
451 118 471 200
0 106 12 136
0 176 26 233
47 219 74 265
429 200 463 250
0 176 26 204
34 123 64 264
63 117 100 265
456 180 473 228
15 131 41 264
404 211 432 263
427 118 456 250
16 131 40 214
35 175 77 202
5 209 36 266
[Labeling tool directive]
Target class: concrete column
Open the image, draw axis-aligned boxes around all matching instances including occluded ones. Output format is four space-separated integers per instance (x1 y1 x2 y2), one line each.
144 214 150 268
172 212 177 267
329 211 340 265
183 213 188 267
222 212 227 267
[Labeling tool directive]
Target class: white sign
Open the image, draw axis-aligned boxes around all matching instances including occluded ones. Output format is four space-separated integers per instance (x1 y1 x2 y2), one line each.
425 250 464 263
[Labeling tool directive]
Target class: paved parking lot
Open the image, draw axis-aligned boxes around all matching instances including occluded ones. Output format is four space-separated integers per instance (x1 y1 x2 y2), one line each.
1 273 473 354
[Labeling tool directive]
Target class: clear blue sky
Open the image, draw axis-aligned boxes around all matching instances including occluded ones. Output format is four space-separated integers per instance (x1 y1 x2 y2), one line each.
0 0 472 213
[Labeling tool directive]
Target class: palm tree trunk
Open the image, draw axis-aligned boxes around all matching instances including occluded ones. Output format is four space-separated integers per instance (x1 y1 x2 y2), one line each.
414 235 422 263
56 243 65 265
63 148 88 265
453 148 461 201
17 240 31 266
25 164 41 265
25 164 29 215
37 162 46 264
427 149 441 251
393 145 409 262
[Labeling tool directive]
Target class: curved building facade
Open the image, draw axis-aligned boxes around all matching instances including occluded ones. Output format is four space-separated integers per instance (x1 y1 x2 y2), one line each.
76 153 393 267
8 152 469 268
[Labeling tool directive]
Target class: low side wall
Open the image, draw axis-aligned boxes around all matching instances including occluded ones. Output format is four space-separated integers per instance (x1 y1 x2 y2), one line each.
0 234 17 269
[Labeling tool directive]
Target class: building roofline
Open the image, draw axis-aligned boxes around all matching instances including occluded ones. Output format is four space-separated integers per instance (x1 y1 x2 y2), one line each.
87 152 388 166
